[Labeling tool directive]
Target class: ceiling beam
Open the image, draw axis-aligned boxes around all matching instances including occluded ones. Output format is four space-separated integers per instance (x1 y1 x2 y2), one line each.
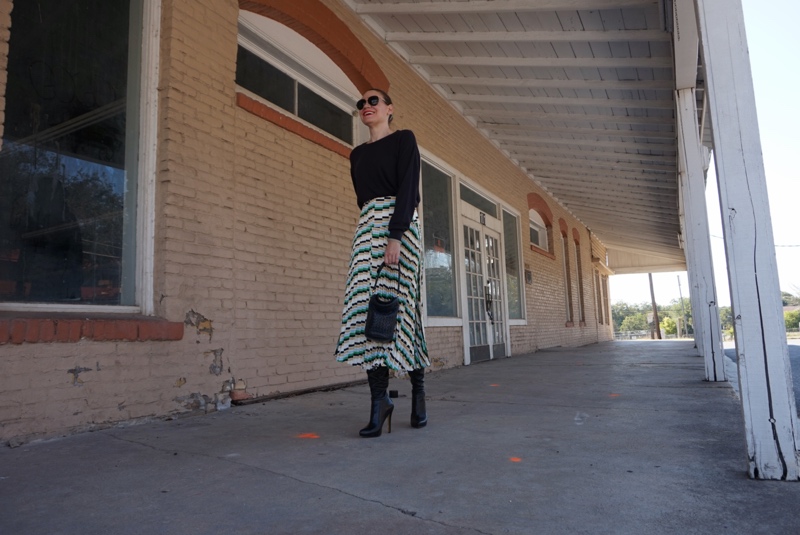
506 136 675 155
605 242 686 260
410 55 673 69
546 183 678 202
536 175 678 195
503 145 677 163
495 133 675 146
510 147 676 161
464 109 676 124
562 201 679 221
480 122 676 140
387 29 671 43
520 154 675 169
519 159 678 179
432 76 674 91
593 233 683 254
452 93 674 109
520 160 678 180
355 0 659 15
539 179 679 197
535 180 676 197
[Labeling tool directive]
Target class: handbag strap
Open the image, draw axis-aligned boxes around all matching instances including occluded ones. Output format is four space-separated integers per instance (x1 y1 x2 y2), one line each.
372 263 401 295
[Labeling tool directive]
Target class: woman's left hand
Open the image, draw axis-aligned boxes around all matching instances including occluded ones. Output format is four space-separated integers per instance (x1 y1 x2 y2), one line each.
385 239 401 266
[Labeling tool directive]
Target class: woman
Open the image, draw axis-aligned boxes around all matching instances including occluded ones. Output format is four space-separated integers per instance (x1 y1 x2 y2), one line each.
335 89 430 438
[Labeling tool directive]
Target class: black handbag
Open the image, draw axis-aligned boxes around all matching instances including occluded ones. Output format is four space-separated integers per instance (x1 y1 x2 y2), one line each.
364 263 401 342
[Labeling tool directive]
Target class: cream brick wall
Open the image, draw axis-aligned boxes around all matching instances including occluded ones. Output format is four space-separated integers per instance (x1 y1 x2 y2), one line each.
0 0 614 443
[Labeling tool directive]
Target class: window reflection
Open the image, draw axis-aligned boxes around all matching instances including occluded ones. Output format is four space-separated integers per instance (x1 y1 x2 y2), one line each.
422 162 457 317
0 0 133 304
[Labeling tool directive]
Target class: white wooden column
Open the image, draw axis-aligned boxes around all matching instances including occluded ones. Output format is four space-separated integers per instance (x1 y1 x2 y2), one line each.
675 88 726 382
673 0 706 360
696 0 800 479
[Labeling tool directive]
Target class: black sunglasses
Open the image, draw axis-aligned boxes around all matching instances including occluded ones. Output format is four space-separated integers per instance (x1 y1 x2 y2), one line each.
356 95 384 110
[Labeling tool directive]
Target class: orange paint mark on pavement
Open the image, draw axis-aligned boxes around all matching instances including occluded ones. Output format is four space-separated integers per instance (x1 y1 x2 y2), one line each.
510 457 522 463
490 384 500 387
609 393 621 398
297 433 320 439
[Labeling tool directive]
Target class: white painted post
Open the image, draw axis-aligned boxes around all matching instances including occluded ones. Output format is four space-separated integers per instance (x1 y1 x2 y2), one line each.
673 0 706 358
675 88 726 382
696 0 800 479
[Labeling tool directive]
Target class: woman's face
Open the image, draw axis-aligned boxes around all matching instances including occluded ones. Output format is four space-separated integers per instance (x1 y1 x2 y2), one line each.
358 91 393 127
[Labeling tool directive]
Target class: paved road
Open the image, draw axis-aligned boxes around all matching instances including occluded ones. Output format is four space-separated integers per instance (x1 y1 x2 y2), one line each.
724 339 800 411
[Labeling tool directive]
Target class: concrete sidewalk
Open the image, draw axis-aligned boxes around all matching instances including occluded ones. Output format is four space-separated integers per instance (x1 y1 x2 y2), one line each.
2 341 799 535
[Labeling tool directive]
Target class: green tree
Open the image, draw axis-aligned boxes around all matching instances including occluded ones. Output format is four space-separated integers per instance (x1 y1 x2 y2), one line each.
661 297 693 334
781 291 800 306
719 306 734 337
785 310 800 332
611 301 650 331
661 316 677 335
620 313 648 332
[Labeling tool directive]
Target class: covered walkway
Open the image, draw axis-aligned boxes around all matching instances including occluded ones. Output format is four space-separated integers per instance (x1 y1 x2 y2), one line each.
2 340 798 534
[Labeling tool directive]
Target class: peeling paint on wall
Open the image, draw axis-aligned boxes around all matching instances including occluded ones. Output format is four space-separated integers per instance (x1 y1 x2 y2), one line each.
184 309 213 341
67 366 92 386
206 348 224 376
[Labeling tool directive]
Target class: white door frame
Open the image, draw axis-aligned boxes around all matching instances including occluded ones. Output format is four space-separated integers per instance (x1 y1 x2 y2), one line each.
459 201 510 365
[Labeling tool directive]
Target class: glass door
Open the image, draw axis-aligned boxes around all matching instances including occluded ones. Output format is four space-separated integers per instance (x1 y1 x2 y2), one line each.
462 219 507 363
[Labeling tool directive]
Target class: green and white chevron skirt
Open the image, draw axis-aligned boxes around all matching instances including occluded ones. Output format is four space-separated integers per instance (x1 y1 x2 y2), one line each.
335 197 430 372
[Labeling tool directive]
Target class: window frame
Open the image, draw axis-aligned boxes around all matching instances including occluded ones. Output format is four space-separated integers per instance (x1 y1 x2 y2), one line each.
529 211 548 252
419 158 460 322
502 209 525 323
236 15 361 147
0 0 159 315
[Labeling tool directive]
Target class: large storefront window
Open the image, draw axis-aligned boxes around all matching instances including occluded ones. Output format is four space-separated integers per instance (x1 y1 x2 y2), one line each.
0 0 140 305
502 210 523 319
421 162 457 317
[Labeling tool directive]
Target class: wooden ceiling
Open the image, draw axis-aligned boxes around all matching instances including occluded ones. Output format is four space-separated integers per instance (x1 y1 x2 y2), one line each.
347 0 704 273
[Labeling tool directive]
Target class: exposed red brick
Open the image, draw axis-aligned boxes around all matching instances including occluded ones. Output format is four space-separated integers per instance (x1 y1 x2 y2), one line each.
138 320 184 341
527 192 554 226
10 320 26 344
67 320 83 342
39 320 55 343
239 0 390 93
81 320 94 340
164 322 185 341
236 93 351 158
138 321 167 341
558 218 569 237
24 319 40 343
0 319 9 344
90 320 112 341
112 320 138 341
531 246 556 261
55 320 71 342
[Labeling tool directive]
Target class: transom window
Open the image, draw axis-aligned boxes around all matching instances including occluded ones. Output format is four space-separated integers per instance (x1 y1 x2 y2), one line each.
529 210 548 251
236 14 356 146
460 184 498 218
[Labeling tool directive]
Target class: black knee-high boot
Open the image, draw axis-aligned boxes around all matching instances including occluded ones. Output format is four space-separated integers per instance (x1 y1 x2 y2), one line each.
409 368 427 428
360 366 393 438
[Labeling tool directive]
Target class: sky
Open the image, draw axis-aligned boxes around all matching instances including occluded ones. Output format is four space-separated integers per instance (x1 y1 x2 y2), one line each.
609 0 800 307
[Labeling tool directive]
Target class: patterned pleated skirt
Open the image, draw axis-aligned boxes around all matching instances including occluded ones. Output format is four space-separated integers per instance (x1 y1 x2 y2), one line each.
335 197 430 372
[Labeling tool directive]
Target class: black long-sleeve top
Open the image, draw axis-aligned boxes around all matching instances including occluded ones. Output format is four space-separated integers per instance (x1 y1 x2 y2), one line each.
349 129 421 241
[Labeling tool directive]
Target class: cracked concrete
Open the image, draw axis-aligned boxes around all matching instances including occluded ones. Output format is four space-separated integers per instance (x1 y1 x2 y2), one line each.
2 341 800 534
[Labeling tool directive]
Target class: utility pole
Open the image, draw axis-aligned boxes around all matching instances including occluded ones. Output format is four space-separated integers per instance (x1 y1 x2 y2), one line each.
648 273 661 339
677 275 688 338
